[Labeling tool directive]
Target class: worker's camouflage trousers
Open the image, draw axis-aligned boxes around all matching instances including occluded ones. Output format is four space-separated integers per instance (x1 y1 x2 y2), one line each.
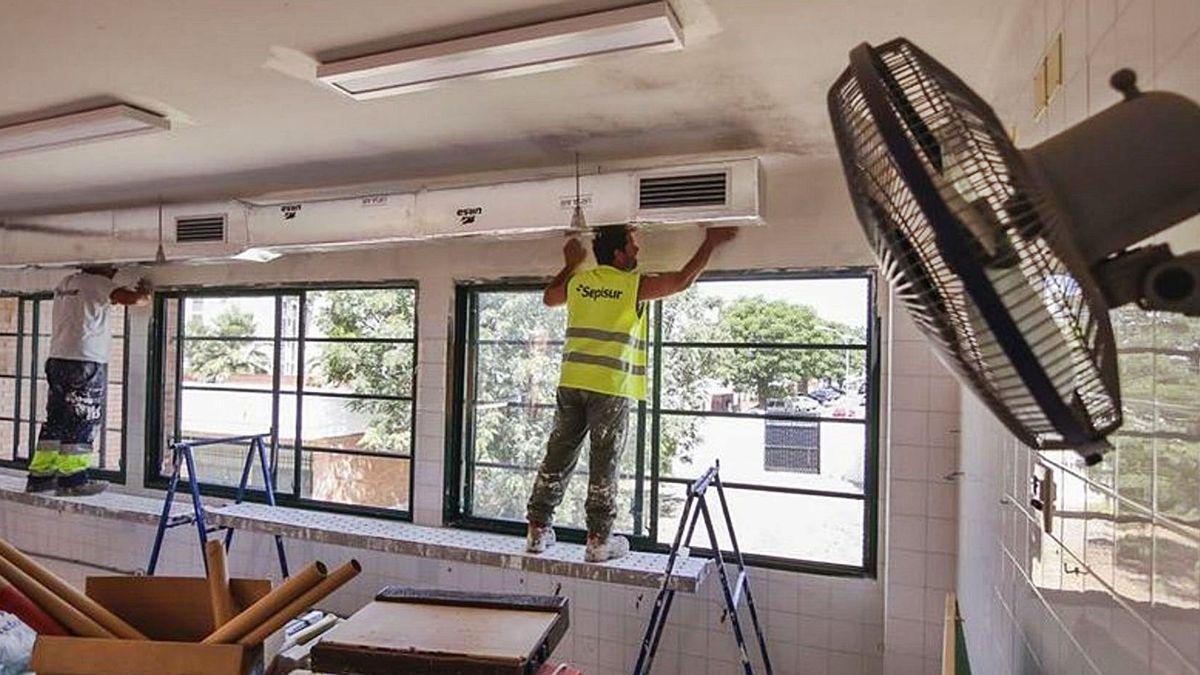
526 387 630 538
29 358 107 486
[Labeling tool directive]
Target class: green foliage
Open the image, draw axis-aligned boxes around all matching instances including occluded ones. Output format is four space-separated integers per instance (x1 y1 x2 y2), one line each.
711 297 864 403
184 306 270 383
313 290 416 454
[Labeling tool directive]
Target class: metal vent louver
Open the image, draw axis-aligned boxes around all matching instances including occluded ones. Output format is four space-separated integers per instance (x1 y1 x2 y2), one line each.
175 215 226 243
638 172 727 209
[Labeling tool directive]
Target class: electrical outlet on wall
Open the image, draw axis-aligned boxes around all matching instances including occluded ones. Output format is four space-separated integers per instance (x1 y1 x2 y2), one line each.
1029 464 1056 534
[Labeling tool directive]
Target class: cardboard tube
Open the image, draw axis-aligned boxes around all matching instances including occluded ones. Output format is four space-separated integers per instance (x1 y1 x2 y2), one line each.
237 560 360 646
0 552 112 638
204 540 236 629
203 560 327 644
0 577 68 635
0 538 146 640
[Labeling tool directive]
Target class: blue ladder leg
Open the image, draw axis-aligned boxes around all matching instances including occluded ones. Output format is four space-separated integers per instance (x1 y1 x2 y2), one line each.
181 446 210 576
255 436 290 578
224 437 257 551
147 446 184 575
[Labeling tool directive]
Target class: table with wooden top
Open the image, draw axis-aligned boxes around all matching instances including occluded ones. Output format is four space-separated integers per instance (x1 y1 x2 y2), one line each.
309 587 572 675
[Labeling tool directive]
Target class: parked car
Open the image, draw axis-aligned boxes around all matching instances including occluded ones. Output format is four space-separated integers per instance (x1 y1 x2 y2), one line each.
808 386 843 404
788 396 822 415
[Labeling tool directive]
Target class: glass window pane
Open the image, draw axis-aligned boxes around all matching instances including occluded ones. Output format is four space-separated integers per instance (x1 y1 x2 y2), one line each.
0 338 18 376
0 378 15 417
660 346 866 418
294 394 412 455
476 291 565 343
656 482 864 566
0 420 14 461
302 341 412 397
303 452 410 510
305 289 415 340
105 383 124 433
183 296 276 339
100 431 123 472
180 389 274 440
662 278 869 345
468 403 640 533
658 414 866 493
182 339 274 387
475 343 561 407
0 298 18 334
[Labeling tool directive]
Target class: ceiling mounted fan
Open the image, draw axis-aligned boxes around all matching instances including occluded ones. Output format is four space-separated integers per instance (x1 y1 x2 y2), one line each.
827 38 1200 463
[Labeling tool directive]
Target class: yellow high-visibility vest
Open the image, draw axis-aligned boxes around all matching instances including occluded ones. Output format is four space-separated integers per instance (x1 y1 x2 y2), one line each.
559 265 649 400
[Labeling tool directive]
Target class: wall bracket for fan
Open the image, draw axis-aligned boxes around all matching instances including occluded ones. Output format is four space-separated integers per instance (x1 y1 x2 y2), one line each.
1094 245 1200 316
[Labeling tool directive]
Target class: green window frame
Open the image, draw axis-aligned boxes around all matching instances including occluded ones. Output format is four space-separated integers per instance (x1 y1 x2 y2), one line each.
145 284 418 519
0 294 129 482
446 269 880 576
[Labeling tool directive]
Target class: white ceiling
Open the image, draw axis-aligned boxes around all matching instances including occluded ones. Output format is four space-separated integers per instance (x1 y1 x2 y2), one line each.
0 0 1007 216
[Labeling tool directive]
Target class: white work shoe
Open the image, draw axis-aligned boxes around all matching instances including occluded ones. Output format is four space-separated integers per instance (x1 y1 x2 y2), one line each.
585 534 630 562
526 523 556 553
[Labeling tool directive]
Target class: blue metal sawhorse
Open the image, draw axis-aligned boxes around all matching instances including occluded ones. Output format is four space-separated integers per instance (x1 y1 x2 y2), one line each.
147 433 290 578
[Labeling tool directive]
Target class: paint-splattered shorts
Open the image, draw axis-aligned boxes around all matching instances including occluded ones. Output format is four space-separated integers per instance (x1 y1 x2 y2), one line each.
526 386 630 538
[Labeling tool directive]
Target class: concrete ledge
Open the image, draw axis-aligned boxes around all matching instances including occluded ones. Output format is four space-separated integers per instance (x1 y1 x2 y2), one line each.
0 475 712 593
0 474 192 527
208 502 712 593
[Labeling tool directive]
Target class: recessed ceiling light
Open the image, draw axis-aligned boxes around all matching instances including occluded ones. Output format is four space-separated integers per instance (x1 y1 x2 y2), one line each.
317 1 683 100
0 104 169 157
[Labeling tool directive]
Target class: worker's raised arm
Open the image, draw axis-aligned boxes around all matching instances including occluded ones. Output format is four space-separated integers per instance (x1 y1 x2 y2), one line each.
110 279 152 306
543 238 587 306
638 227 737 302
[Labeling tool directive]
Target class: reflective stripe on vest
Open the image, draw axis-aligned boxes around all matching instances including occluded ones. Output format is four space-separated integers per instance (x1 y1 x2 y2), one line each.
559 266 648 400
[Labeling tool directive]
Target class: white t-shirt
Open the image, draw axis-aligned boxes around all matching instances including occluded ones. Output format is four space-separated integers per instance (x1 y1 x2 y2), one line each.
48 272 121 364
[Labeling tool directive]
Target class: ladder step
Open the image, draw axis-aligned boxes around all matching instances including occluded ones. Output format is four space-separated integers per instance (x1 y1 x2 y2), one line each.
730 570 747 608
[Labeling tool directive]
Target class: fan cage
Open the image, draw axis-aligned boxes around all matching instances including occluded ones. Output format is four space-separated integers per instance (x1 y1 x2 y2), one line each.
828 38 1121 450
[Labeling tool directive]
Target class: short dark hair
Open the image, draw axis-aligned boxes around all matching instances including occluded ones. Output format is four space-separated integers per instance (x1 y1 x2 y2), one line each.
592 225 630 266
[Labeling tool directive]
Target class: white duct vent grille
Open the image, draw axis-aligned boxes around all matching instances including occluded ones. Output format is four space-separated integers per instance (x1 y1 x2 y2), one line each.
175 215 226 243
639 172 728 209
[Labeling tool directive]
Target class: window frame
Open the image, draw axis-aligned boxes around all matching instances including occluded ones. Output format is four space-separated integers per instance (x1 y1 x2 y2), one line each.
446 268 881 577
0 293 129 483
144 282 419 520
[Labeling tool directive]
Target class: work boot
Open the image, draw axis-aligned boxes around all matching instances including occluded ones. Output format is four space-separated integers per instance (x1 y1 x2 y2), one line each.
55 479 108 497
585 534 630 563
526 522 556 554
23 476 55 493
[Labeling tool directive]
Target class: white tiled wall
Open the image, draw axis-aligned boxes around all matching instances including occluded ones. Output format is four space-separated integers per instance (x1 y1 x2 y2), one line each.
884 299 962 675
959 1 1200 673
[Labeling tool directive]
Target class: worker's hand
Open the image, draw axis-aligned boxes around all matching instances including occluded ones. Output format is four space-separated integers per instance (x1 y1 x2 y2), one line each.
563 237 586 266
704 226 738 247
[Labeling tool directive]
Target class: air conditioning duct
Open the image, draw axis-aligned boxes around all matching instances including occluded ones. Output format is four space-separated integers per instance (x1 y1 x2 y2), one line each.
0 157 761 267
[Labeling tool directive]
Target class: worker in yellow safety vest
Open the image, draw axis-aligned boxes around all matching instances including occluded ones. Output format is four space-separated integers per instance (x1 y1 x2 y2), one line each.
527 224 736 562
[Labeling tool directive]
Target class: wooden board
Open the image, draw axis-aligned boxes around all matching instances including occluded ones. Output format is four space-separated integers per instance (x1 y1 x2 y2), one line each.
312 590 570 675
86 576 271 641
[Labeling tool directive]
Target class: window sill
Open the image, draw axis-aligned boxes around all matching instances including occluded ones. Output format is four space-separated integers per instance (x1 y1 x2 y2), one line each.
207 502 712 593
0 474 712 593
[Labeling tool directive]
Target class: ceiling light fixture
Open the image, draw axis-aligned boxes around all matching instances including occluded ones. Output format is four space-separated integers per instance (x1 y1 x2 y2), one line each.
317 1 683 100
0 104 169 157
232 247 283 263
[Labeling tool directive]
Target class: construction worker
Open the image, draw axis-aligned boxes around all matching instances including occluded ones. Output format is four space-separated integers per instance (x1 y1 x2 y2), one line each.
24 265 151 496
527 224 737 562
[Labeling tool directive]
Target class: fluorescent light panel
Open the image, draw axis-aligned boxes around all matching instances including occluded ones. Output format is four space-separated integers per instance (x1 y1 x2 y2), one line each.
318 1 682 100
0 104 169 156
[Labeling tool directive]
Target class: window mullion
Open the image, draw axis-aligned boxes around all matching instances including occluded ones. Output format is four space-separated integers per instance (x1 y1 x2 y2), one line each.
269 294 284 487
649 298 663 544
294 291 306 500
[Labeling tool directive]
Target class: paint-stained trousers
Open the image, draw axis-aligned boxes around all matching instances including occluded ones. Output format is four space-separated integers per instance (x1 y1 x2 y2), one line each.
526 386 630 539
28 358 106 487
